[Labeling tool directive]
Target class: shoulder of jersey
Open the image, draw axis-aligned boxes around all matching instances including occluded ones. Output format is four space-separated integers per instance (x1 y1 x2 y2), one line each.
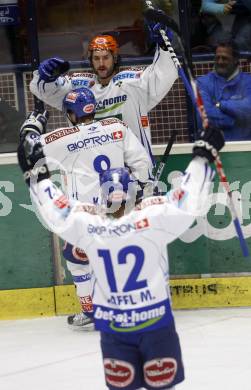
70 71 95 79
124 66 145 72
74 203 98 215
99 117 128 127
43 126 80 144
135 196 166 211
69 72 96 87
112 67 144 83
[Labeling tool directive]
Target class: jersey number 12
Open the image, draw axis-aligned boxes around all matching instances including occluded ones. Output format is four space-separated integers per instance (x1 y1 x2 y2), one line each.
98 245 147 293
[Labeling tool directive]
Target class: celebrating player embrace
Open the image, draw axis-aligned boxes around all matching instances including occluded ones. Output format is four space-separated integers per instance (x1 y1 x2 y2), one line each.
29 7 180 326
20 87 152 329
17 116 224 389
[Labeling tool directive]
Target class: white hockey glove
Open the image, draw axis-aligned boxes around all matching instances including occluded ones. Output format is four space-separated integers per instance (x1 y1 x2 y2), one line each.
192 127 225 163
19 110 49 140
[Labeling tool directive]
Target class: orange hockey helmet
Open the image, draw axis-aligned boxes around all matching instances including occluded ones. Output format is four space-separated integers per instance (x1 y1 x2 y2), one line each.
88 35 119 58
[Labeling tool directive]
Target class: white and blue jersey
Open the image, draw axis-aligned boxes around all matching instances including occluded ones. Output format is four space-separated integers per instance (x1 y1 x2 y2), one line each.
32 157 214 334
40 117 151 204
30 47 178 169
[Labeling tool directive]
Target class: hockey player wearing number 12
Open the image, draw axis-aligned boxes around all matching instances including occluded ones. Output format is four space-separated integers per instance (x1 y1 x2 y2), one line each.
19 87 152 331
17 125 224 389
29 14 177 328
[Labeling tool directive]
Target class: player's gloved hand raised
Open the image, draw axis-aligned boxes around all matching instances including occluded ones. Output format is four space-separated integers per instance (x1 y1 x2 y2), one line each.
20 110 49 140
38 57 70 82
192 127 225 163
145 19 173 50
144 7 176 50
17 132 49 187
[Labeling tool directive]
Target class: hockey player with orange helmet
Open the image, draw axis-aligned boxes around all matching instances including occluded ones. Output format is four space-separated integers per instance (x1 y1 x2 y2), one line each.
30 28 178 168
87 35 120 83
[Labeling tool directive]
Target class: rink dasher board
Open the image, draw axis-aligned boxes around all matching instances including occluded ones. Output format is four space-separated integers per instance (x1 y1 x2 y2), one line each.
2 141 251 165
1 276 251 320
1 141 251 320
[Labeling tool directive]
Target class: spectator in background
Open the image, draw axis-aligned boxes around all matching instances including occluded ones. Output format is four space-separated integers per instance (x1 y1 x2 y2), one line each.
200 0 251 51
197 39 251 141
201 0 237 14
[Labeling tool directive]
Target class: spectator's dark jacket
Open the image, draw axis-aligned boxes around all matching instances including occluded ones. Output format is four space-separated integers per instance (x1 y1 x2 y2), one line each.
197 70 251 140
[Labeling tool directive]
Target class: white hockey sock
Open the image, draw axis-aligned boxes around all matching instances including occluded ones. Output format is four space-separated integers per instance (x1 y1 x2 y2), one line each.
66 261 93 313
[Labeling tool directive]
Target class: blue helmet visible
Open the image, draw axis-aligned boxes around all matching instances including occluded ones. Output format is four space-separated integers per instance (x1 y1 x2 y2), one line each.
99 167 138 210
63 87 96 119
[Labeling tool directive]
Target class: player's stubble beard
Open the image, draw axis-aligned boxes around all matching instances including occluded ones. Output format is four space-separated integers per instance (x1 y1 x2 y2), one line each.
94 63 117 86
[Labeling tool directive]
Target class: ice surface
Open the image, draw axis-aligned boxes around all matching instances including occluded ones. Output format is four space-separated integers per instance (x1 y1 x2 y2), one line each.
1 308 251 390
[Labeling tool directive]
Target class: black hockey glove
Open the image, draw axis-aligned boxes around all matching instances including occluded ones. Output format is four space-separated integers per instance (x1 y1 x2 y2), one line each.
143 7 180 35
17 134 49 187
20 110 49 140
144 6 174 51
38 57 70 83
145 19 173 50
192 127 225 163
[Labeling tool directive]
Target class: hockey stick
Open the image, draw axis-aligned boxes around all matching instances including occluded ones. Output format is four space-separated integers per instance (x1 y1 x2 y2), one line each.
27 0 45 112
144 2 200 120
144 1 249 257
154 130 176 186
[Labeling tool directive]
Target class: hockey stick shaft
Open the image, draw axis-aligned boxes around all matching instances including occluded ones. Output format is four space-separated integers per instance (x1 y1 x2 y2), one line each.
154 130 176 185
28 0 45 112
144 1 249 256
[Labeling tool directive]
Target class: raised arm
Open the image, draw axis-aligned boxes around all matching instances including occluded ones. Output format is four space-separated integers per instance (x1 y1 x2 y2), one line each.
201 0 229 15
167 127 225 215
17 112 93 246
140 47 178 111
30 57 94 111
125 9 178 112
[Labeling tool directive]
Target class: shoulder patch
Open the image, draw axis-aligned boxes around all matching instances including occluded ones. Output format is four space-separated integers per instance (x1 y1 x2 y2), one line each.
74 204 98 215
99 117 123 126
123 66 145 72
44 126 80 144
71 72 95 79
70 72 96 88
135 196 166 210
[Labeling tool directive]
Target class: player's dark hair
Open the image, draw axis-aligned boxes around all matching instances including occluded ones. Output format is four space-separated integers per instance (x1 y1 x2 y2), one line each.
66 110 95 124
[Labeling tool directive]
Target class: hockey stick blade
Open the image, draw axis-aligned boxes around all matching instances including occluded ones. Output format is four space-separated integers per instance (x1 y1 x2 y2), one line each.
143 8 180 35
